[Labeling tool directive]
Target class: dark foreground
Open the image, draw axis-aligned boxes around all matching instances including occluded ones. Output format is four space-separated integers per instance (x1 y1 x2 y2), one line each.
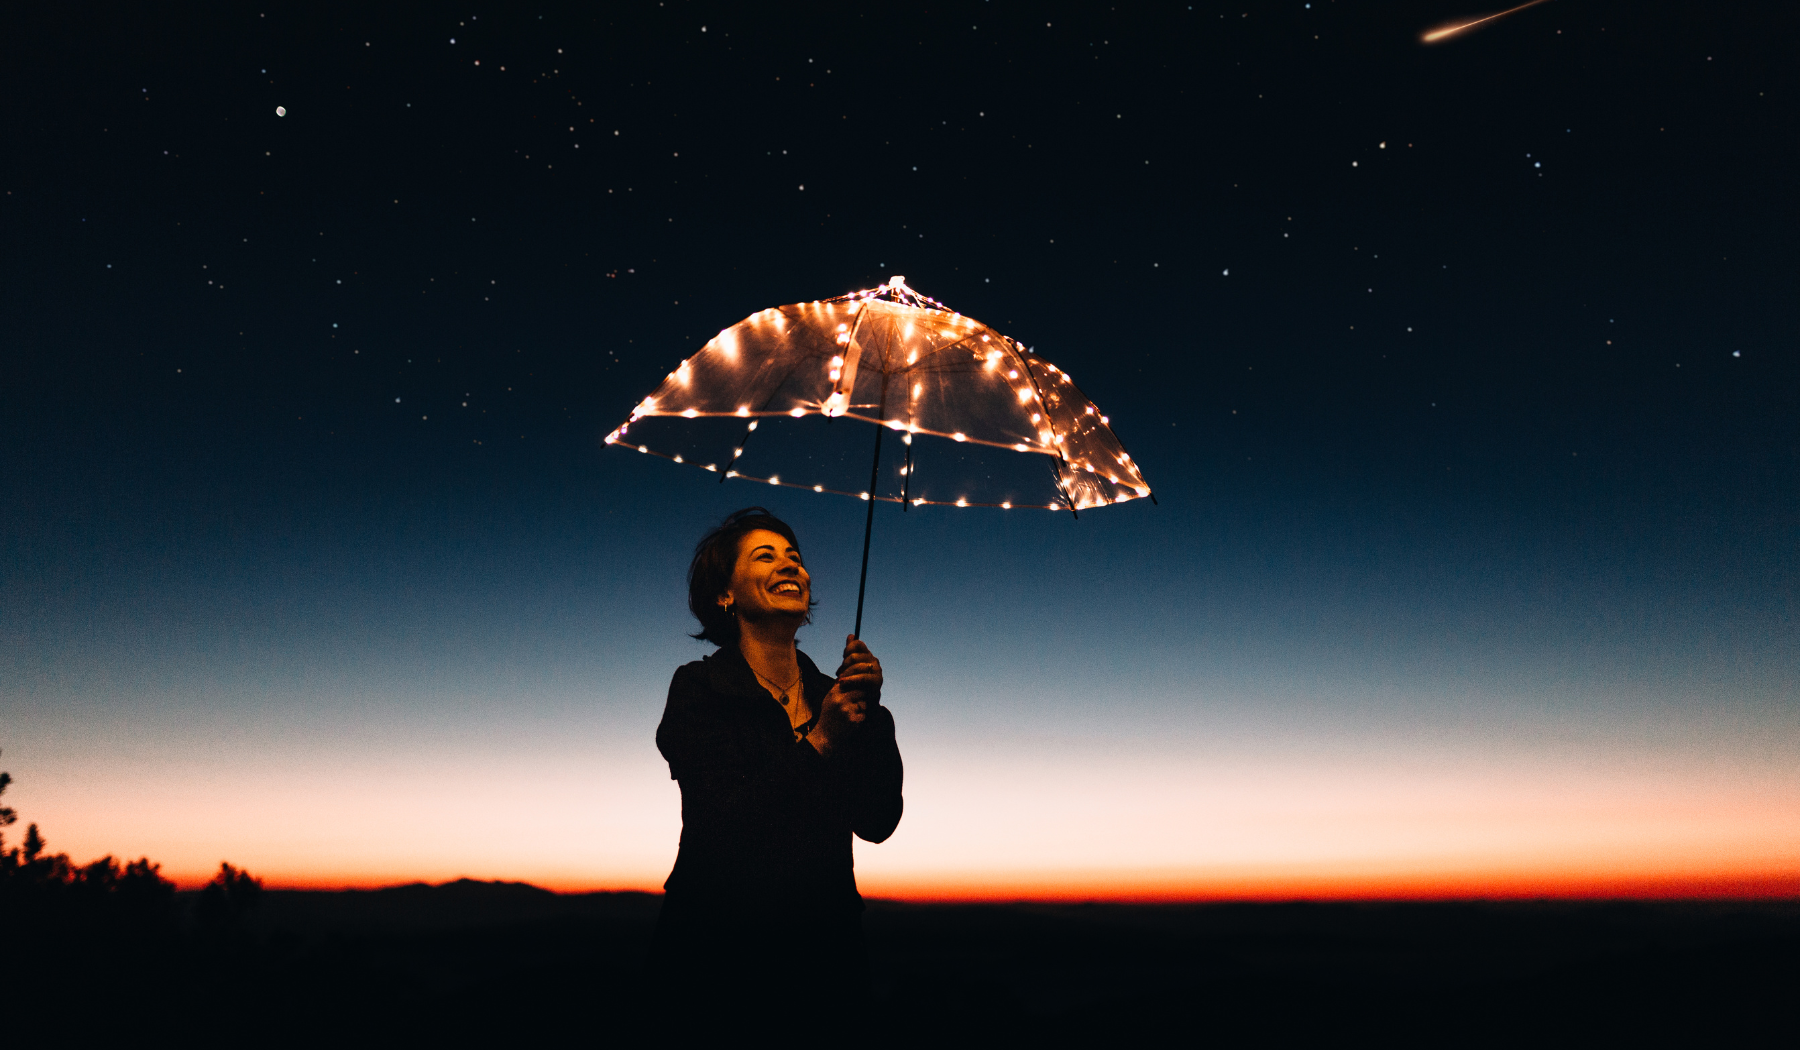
14 882 1796 1044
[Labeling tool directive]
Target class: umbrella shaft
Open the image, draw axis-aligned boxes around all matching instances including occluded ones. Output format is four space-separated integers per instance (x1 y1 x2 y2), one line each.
900 436 912 510
852 420 882 639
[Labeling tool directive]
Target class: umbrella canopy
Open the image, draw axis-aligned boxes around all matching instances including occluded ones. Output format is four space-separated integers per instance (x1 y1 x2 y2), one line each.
607 278 1152 513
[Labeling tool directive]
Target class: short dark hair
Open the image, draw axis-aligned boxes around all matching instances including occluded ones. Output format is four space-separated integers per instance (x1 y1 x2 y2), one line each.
687 507 813 646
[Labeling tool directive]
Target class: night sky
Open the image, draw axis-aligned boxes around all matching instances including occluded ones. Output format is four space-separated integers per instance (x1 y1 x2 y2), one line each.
4 1 1795 896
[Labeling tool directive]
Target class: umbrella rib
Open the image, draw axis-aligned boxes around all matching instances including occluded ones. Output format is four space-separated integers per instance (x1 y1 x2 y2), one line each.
834 297 878 416
1053 370 1153 505
1098 418 1156 505
1015 340 1080 517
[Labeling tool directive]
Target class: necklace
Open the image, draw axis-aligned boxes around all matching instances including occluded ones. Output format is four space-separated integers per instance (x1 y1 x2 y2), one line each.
751 666 812 740
751 666 801 704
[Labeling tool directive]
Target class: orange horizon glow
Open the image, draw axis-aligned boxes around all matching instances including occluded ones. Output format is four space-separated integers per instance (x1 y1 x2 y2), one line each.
205 869 1800 902
182 848 1800 902
1422 0 1556 44
26 744 1800 907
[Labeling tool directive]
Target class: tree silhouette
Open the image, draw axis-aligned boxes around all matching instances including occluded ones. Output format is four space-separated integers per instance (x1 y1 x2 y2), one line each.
2 748 271 967
196 861 264 936
0 768 15 853
1 753 178 926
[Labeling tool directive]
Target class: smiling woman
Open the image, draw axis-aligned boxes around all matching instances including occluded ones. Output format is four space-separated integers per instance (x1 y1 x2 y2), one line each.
649 507 904 1028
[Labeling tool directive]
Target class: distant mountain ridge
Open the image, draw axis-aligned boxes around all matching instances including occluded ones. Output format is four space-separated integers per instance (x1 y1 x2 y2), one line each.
240 878 661 937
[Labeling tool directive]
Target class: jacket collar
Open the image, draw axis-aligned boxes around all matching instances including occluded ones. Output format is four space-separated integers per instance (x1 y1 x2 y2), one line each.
704 642 834 703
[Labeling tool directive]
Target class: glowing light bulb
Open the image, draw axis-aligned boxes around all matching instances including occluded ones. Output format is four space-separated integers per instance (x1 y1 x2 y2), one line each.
1013 443 1027 452
955 498 968 507
952 432 966 442
681 408 699 418
790 407 806 417
887 419 904 430
859 492 869 501
813 484 824 492
747 421 759 431
705 464 717 471
673 455 684 463
768 475 780 485
1008 369 1018 379
637 445 647 453
736 406 750 417
1101 415 1109 424
1001 501 1012 509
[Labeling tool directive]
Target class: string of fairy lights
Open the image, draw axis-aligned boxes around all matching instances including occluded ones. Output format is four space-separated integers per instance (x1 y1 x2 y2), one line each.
604 278 1152 511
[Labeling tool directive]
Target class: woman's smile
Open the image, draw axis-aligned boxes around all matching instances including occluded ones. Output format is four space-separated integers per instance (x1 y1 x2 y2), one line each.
724 528 811 620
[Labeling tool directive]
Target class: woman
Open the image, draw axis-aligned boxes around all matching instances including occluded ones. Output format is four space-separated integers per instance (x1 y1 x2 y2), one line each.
649 507 904 1016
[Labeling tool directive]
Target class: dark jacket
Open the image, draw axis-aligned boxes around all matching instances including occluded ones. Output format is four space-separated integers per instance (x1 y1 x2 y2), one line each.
655 643 904 918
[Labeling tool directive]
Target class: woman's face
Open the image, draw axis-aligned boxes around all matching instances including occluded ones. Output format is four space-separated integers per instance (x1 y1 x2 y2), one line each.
720 528 811 624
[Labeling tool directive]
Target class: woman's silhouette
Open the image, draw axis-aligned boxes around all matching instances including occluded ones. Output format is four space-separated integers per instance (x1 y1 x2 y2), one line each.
649 507 904 1020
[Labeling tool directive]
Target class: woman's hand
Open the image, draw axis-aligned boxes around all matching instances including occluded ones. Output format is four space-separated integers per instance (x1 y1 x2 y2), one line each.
808 636 882 756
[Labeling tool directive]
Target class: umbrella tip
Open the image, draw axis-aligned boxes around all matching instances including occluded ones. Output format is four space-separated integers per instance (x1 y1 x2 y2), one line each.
888 275 906 288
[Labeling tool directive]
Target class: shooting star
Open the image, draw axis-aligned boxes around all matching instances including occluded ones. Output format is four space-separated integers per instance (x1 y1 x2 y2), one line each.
1422 0 1555 43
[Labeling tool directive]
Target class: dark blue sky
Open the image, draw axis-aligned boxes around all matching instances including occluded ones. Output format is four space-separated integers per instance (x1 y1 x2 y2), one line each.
2 1 1795 892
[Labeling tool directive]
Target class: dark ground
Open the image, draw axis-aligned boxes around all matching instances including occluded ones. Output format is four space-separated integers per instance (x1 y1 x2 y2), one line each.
15 880 1795 1044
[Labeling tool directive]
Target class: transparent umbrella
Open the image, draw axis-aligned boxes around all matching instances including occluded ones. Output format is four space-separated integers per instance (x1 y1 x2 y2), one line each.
607 277 1154 632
